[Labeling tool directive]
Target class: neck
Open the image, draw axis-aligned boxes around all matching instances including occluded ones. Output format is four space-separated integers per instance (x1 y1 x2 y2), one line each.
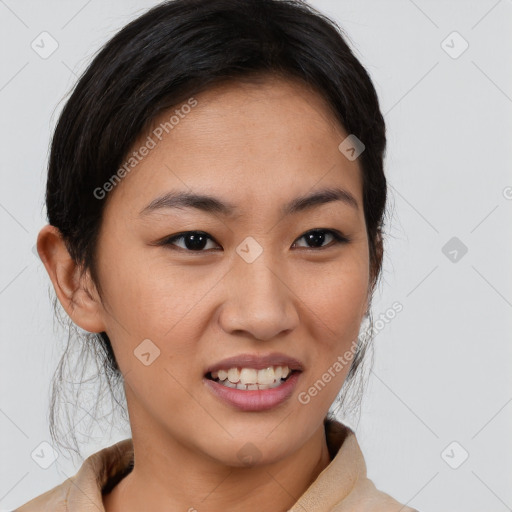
103 421 331 512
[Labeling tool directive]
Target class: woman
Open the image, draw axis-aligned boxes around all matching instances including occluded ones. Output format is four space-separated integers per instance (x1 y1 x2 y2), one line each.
17 0 418 510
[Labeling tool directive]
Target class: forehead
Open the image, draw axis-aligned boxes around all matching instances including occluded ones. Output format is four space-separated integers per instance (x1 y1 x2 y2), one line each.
161 75 345 152
104 76 363 219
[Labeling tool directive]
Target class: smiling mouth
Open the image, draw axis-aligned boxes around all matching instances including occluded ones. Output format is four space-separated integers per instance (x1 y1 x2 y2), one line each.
206 365 300 391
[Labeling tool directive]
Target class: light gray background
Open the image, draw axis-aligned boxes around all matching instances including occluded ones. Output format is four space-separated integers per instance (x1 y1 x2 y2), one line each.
1 1 511 511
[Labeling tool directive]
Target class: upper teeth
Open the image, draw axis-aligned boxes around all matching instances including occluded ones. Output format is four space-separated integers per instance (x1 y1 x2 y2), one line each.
211 365 291 385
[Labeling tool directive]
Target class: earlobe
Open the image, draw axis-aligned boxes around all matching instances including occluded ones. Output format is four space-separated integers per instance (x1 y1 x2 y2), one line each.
36 224 107 333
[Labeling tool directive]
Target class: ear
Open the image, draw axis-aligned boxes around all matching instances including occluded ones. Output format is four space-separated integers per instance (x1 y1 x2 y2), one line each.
37 224 107 333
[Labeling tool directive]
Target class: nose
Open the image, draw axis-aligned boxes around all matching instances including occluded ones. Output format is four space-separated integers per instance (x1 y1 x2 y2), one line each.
218 252 299 341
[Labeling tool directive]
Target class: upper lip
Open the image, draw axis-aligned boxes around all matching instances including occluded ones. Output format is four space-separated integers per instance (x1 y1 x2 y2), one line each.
205 352 304 375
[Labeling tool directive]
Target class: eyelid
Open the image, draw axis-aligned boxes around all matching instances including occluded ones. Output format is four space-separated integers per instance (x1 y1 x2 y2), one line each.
158 228 350 252
292 228 351 249
157 231 221 251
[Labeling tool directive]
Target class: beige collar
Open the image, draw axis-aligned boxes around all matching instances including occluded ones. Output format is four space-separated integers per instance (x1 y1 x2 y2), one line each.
17 419 417 512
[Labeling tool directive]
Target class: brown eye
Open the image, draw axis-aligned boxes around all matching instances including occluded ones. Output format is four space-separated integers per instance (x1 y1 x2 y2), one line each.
162 231 220 252
292 229 349 249
160 228 349 253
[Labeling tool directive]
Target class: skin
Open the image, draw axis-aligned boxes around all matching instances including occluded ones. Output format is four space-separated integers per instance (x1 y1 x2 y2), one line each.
37 75 375 512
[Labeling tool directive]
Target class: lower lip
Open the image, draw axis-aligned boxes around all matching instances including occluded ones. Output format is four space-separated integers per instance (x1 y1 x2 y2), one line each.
204 372 301 412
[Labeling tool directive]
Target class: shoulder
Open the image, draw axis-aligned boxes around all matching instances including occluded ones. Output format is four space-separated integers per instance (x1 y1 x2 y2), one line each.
14 438 134 512
320 419 420 512
335 476 420 511
13 477 72 511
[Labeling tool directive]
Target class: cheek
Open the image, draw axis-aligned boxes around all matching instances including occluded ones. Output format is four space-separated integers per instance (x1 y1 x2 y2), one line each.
101 252 208 414
298 254 369 344
295 257 367 412
101 239 212 328
96 242 215 374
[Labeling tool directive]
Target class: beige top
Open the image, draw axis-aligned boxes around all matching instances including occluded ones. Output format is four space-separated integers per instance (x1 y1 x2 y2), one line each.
15 419 419 511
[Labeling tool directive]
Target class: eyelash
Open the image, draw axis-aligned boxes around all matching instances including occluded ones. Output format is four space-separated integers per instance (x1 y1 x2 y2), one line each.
159 229 350 253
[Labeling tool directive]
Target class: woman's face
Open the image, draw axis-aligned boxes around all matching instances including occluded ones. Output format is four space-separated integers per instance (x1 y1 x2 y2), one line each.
92 76 370 465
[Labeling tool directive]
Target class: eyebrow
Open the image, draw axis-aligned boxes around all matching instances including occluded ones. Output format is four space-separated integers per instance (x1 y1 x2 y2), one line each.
139 186 359 218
